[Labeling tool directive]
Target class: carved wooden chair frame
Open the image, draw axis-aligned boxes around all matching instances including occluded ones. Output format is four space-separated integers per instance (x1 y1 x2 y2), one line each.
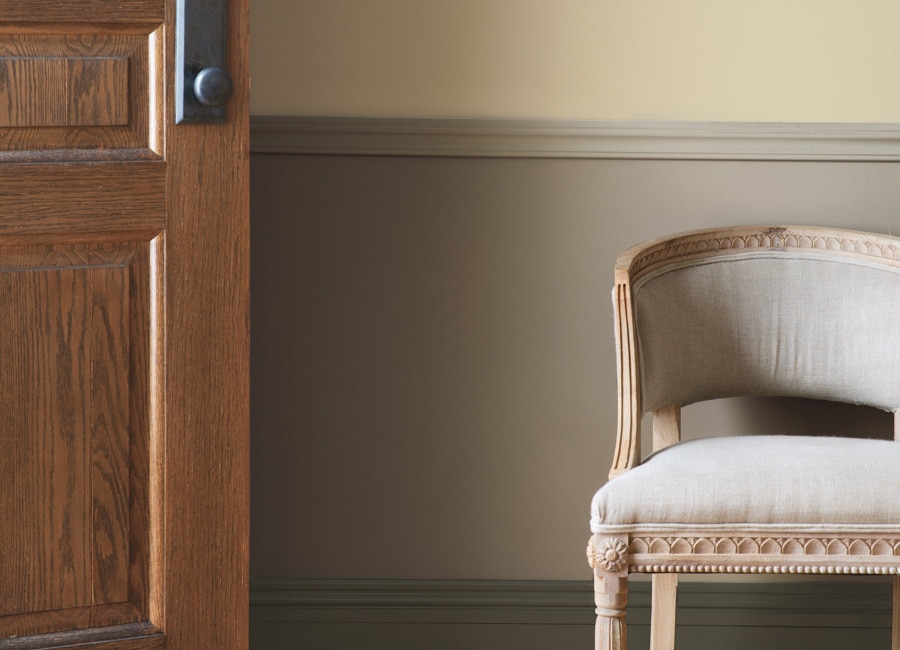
587 225 900 650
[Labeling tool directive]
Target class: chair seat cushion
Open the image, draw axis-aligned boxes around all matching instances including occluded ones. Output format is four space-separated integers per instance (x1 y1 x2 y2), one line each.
591 435 900 533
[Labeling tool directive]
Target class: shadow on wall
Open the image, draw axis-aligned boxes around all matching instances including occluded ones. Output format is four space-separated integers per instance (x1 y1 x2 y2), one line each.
682 396 892 441
250 151 900 583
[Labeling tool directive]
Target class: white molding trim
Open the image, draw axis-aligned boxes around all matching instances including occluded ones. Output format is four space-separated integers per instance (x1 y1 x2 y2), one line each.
250 116 900 161
250 578 892 628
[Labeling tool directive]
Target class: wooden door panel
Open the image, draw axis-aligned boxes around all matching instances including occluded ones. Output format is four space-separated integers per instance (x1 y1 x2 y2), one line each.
0 31 159 156
67 57 130 127
0 58 68 126
0 0 250 645
0 2 164 23
0 13 165 647
0 243 154 640
0 265 94 619
0 54 129 128
0 163 164 236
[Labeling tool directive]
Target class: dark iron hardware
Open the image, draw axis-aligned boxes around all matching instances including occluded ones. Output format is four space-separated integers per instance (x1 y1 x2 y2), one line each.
176 0 233 124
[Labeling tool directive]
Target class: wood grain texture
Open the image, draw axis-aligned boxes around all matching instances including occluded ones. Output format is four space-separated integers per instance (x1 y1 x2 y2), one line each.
0 1 163 23
90 266 131 605
124 244 154 623
68 57 129 126
0 33 153 155
161 0 250 645
0 603 141 640
0 163 164 237
0 56 127 128
0 58 66 126
0 0 247 645
0 244 149 640
0 267 92 619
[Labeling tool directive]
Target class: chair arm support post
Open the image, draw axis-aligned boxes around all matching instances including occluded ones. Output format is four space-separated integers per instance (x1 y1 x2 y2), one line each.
653 404 681 453
610 279 641 480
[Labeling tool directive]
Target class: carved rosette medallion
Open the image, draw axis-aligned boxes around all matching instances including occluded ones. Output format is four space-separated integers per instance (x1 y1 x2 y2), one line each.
591 537 629 572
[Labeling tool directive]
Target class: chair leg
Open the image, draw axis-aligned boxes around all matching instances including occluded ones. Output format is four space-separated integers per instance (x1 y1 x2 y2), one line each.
594 573 628 650
650 574 678 650
589 535 629 650
892 576 900 650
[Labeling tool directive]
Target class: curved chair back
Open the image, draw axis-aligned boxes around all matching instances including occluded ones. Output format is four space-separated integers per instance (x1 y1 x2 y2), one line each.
610 226 900 474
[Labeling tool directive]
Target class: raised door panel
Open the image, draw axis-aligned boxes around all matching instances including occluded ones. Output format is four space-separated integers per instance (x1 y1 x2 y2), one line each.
0 0 249 647
0 31 161 157
0 243 155 641
0 3 166 650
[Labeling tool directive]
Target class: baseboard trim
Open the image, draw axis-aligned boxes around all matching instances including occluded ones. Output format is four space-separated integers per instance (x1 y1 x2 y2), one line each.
250 116 900 161
250 578 892 628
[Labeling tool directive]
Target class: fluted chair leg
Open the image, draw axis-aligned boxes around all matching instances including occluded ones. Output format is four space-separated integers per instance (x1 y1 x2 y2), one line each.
594 573 628 650
650 574 677 650
590 535 629 650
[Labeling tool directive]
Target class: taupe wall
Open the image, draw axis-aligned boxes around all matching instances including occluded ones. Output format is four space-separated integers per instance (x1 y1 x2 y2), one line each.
250 152 899 581
250 0 900 122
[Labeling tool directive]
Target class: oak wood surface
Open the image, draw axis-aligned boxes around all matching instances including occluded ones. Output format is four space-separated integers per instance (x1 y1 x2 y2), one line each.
0 58 66 125
0 0 249 645
67 56 130 126
0 268 92 618
0 2 163 23
160 0 250 646
0 244 151 641
0 163 164 238
0 33 154 154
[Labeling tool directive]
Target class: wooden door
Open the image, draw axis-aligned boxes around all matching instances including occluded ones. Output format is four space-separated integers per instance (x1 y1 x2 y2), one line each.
0 1 249 649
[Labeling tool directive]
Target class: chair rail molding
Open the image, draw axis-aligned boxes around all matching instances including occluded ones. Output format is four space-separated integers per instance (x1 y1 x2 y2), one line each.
250 116 900 161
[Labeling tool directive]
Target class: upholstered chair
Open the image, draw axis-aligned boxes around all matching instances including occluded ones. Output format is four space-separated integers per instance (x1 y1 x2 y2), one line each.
588 226 900 650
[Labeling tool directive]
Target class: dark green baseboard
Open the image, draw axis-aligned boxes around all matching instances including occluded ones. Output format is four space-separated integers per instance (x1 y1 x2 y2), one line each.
250 578 893 649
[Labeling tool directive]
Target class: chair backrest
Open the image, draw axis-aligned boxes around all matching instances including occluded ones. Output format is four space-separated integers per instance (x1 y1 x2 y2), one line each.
621 226 900 414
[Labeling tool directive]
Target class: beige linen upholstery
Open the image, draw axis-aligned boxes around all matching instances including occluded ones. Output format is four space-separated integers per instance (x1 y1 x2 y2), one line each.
635 255 900 412
587 226 900 650
593 435 900 532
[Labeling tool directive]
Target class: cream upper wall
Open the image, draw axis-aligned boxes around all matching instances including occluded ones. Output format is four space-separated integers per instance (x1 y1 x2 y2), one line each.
250 0 900 122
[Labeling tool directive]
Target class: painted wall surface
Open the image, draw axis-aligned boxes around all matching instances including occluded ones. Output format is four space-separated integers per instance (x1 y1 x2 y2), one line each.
250 0 900 122
248 0 900 586
250 153 899 580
